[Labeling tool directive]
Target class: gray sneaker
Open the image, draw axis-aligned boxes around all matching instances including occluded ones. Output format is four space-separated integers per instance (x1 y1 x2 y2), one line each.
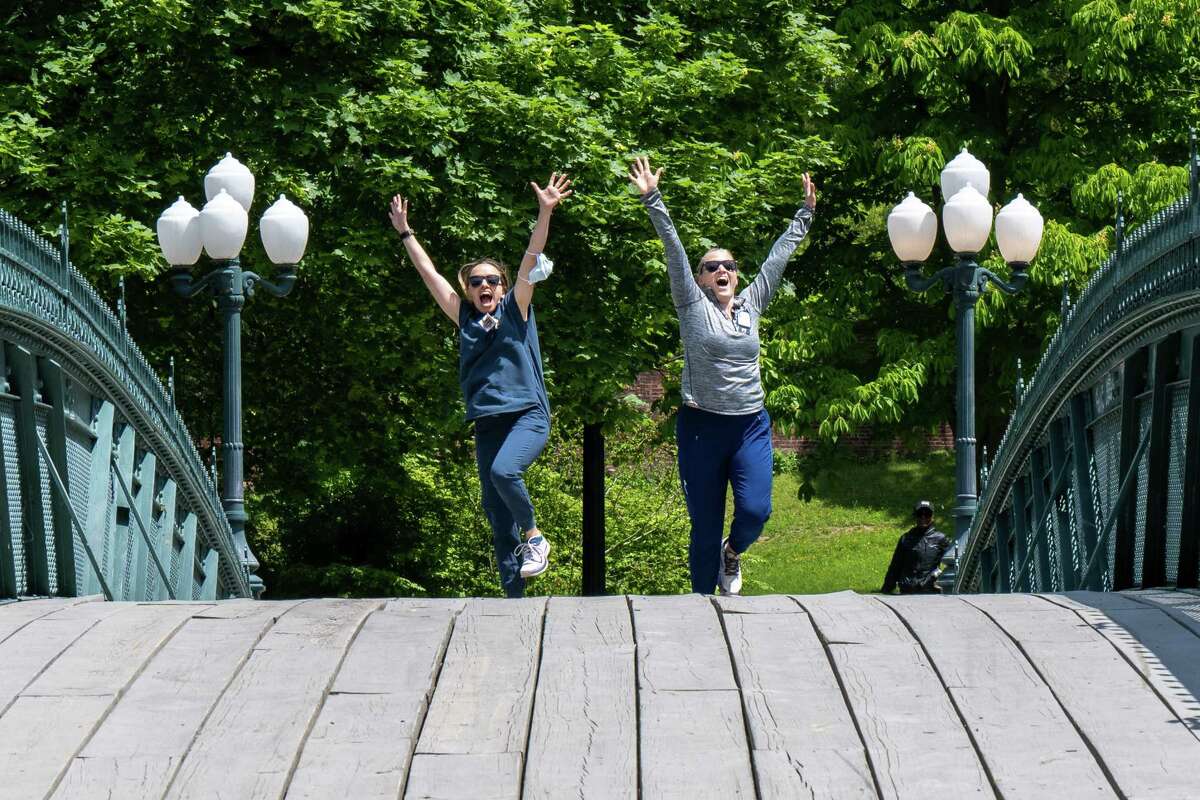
517 535 551 578
719 538 742 595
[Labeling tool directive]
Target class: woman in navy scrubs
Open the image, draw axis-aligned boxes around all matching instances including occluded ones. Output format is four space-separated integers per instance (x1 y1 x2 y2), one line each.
389 173 571 597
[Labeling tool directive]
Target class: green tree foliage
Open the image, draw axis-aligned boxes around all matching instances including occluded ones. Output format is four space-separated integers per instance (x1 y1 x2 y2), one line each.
1 1 1196 594
0 0 840 593
768 0 1199 458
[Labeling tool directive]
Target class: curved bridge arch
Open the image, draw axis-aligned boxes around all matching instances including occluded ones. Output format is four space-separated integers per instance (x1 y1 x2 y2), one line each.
0 208 250 600
957 152 1200 594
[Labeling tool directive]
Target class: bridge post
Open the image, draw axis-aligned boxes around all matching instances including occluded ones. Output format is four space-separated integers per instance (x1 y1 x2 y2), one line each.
994 510 1012 592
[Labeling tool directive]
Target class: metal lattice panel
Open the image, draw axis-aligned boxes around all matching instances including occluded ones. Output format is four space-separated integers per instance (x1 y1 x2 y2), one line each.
1046 502 1061 592
101 470 114 581
0 399 25 595
1164 385 1187 584
65 429 92 593
147 506 161 600
193 543 206 600
1066 486 1082 577
169 528 182 593
1133 398 1152 587
34 408 56 595
1091 412 1122 588
121 505 135 599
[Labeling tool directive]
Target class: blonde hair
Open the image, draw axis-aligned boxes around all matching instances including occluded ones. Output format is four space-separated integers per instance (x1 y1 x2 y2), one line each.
457 258 511 293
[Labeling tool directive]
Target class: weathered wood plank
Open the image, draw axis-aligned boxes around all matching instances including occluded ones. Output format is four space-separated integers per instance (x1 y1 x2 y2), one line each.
286 602 461 800
523 595 637 800
406 597 545 800
0 601 132 715
633 593 737 692
798 592 993 798
721 605 876 799
965 593 1200 797
884 595 1114 798
161 599 377 799
714 594 806 615
1040 592 1200 742
631 594 755 799
405 753 523 800
52 600 302 800
0 596 92 644
643 689 757 800
0 602 201 798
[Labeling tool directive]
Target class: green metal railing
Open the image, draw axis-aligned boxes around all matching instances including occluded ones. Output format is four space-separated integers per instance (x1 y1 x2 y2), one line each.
957 137 1200 593
0 206 250 600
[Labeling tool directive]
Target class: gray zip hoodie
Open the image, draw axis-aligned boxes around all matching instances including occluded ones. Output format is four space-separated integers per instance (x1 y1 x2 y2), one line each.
640 188 814 415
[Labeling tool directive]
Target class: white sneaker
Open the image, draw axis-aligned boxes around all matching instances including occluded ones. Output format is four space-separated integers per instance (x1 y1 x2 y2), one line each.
719 538 742 595
517 535 551 578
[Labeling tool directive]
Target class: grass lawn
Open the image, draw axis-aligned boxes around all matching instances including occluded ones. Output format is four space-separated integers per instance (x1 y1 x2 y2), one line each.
742 452 957 595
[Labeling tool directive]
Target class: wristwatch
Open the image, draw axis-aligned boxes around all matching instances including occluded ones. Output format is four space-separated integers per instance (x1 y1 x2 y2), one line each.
399 229 413 241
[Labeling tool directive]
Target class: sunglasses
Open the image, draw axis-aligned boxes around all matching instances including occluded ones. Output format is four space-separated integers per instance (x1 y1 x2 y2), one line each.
469 275 503 288
701 260 738 273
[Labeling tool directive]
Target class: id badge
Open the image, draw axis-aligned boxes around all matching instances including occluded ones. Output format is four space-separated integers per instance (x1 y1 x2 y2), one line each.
479 313 499 332
735 309 752 334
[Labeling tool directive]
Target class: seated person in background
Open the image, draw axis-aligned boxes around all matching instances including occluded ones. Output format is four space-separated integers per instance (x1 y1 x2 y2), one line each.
881 501 951 594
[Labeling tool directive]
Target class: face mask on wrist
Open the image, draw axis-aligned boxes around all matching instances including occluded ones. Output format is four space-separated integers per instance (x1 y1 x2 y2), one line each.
528 253 554 284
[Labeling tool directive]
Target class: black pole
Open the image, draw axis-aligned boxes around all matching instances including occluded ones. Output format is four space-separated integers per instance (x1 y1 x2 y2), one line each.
582 422 606 595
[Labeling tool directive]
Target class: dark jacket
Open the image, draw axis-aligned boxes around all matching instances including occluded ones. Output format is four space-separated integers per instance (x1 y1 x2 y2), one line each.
881 525 951 594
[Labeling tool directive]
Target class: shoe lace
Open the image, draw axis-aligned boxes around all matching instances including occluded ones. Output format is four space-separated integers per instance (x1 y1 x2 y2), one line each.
723 547 740 576
514 541 537 561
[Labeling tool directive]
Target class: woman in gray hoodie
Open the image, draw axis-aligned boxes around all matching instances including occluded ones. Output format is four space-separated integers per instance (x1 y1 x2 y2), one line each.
630 157 816 595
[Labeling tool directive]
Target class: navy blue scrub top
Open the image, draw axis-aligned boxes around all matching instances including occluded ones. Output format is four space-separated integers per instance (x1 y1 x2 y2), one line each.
458 290 550 421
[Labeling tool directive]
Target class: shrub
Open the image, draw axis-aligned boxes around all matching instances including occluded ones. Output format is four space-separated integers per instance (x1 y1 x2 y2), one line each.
262 412 693 598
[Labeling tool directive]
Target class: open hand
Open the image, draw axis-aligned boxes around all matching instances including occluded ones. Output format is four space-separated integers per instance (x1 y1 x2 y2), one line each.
532 173 573 212
803 173 817 210
628 156 663 195
389 195 410 233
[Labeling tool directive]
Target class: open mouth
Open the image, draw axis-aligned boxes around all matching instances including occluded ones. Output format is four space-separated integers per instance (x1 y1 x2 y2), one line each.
479 289 495 305
715 275 731 289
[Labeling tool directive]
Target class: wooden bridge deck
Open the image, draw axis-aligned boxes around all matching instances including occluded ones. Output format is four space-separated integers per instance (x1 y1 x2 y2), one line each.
2 590 1199 799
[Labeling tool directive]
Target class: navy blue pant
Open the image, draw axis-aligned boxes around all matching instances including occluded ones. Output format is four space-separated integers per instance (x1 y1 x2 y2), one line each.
677 406 773 594
474 406 550 598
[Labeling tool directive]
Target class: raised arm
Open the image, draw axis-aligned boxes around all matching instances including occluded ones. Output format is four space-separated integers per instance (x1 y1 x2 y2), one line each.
740 173 817 314
390 195 460 325
515 172 572 321
629 157 702 309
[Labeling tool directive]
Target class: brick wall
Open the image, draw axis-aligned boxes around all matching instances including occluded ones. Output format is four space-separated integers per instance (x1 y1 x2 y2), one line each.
627 370 954 455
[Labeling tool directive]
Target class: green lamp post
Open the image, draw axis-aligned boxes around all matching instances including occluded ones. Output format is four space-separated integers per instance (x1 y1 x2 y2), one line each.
155 154 309 597
886 148 1045 549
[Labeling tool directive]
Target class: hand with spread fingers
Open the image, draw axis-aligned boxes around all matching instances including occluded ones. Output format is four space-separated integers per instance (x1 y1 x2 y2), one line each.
388 194 410 234
803 172 817 210
531 172 573 212
628 156 664 196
